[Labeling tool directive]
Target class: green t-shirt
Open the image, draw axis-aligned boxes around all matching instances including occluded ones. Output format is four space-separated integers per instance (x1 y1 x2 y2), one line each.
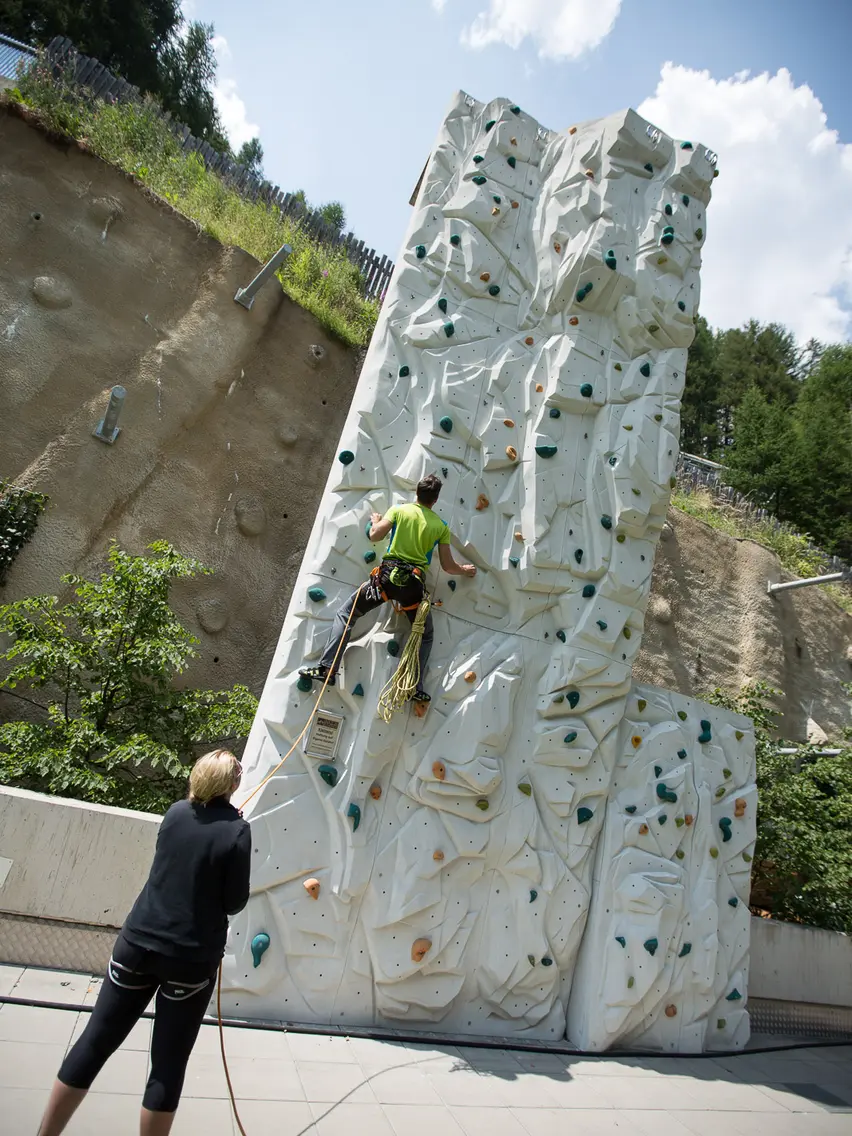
384 502 450 569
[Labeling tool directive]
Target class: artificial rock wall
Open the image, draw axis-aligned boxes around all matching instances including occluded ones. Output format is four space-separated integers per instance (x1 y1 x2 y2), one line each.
218 93 755 1050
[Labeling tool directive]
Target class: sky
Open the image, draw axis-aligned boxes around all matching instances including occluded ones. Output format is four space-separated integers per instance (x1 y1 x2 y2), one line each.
184 0 852 344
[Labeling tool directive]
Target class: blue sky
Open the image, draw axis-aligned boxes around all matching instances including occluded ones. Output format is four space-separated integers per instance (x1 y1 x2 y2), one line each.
186 0 852 343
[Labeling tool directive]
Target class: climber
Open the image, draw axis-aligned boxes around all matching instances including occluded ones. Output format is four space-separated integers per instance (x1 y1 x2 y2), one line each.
299 472 476 703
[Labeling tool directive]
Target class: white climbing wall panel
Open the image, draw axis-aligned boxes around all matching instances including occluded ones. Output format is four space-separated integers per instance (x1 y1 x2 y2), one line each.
221 94 756 1050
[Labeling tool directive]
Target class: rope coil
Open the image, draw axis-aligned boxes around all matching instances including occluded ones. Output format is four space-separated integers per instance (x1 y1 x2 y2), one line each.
377 593 431 722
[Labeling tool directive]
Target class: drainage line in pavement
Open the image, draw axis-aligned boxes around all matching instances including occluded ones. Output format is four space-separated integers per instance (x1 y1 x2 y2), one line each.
2 994 850 1060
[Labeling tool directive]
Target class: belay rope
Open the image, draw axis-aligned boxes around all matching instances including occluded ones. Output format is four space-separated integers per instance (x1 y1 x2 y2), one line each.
377 591 431 721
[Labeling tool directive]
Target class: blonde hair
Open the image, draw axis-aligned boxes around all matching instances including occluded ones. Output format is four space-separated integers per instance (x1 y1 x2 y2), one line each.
189 749 241 805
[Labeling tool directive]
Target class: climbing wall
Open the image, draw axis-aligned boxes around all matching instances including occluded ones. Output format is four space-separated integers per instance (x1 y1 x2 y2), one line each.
221 94 752 1050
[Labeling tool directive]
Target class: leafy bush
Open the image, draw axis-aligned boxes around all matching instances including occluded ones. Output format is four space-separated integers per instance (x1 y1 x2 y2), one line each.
0 482 48 586
704 682 852 933
6 63 379 347
0 542 257 813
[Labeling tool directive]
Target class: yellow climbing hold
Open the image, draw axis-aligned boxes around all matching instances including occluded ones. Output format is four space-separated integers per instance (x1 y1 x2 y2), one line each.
631 735 642 748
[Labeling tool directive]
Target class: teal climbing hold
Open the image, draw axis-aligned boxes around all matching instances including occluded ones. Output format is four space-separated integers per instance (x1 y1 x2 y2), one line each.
580 383 593 398
658 814 668 825
485 119 496 131
719 817 733 842
654 765 662 777
510 105 521 114
609 455 617 466
399 365 410 378
450 234 461 247
661 233 674 245
576 282 593 302
663 224 675 234
489 284 501 296
365 520 373 538
507 155 516 168
644 938 659 956
347 803 361 831
678 749 688 760
339 450 355 465
682 194 690 205
574 549 584 564
415 244 426 259
364 550 376 563
582 584 596 598
443 321 455 338
698 720 712 744
644 162 653 173
601 514 613 529
625 805 637 814
251 933 270 969
665 203 673 216
677 710 688 721
616 936 626 947
353 683 364 697
577 807 593 824
473 154 485 164
493 194 501 204
530 889 538 902
564 731 578 744
536 444 558 459
308 587 327 602
439 415 453 433
541 957 553 966
318 764 338 787
567 690 580 709
605 250 617 269
639 362 651 378
596 620 608 631
678 301 686 312
679 943 692 957
438 297 448 313
297 675 313 693
657 783 678 804
681 141 694 150
472 175 487 185
726 989 742 1001
556 629 566 643
448 579 456 592
387 640 400 657
728 897 739 908
509 556 520 567
549 407 561 419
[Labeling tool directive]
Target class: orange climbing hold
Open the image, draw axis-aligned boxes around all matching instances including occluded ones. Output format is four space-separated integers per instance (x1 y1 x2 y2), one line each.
370 784 382 800
433 850 445 862
585 168 594 178
511 200 519 209
665 1005 678 1018
569 316 579 326
524 335 534 345
464 670 477 683
735 797 747 817
480 272 491 282
476 494 489 511
685 814 694 826
411 938 432 963
303 878 320 900
504 418 515 427
413 700 429 719
510 136 517 145
631 735 642 748
514 531 524 542
535 382 544 392
639 823 649 835
554 242 561 253
507 445 519 461
569 126 577 135
432 761 446 781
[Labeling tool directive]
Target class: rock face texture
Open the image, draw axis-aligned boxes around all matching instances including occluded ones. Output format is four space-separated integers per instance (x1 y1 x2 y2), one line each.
218 93 758 1051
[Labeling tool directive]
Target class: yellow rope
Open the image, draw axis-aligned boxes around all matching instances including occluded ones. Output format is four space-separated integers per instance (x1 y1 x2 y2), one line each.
377 593 431 722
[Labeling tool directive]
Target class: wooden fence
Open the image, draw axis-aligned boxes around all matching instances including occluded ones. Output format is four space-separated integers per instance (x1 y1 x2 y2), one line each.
40 36 395 301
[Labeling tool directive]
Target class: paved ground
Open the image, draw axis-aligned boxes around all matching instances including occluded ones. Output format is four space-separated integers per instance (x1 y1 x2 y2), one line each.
2 965 850 1135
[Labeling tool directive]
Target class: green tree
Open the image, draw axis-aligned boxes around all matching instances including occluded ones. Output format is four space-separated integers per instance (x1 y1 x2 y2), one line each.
318 201 346 234
0 542 257 812
158 20 227 148
724 384 800 518
715 320 801 448
705 683 852 934
236 136 264 179
682 315 722 456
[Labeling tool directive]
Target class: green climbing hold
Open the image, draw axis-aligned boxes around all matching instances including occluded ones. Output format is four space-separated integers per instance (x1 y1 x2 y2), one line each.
710 847 719 859
564 731 578 744
297 674 313 693
489 284 501 296
623 424 633 431
723 768 732 779
726 989 742 1002
715 787 726 799
743 851 753 863
476 798 489 811
485 119 496 131
364 550 376 563
654 765 662 778
450 234 461 247
574 548 584 564
644 162 653 173
353 683 364 697
627 976 635 989
387 640 400 657
530 889 538 902
518 782 532 797
472 175 487 185
681 141 694 150
625 805 637 814
616 936 626 947
655 413 663 422
552 694 564 704
549 407 561 419
399 365 410 378
682 194 690 205
510 105 521 115
657 783 678 804
698 719 712 743
638 699 647 712
735 730 744 741
679 943 692 957
614 363 623 371
596 620 608 631
415 244 426 259
601 514 613 529
677 711 688 721
616 534 625 544
528 954 536 966
438 297 448 313
567 690 580 708
473 154 485 164
318 764 338 787
695 227 704 241
348 803 361 831
678 301 686 312
251 933 271 969
509 556 520 567
623 627 632 640
675 817 685 828
443 321 455 338
632 487 641 496
580 383 593 397
439 415 453 433
556 629 566 642
665 203 673 216
339 450 355 465
658 814 668 825
536 444 558 459
577 807 594 824
675 849 685 859
643 938 659 956
507 155 517 169
717 1019 727 1029
728 897 739 908
605 251 617 270
308 587 327 602
582 584 596 598
661 233 674 245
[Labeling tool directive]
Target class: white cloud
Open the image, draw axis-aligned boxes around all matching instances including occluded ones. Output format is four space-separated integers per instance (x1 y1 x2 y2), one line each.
638 64 852 343
456 0 622 61
208 34 259 152
211 34 231 61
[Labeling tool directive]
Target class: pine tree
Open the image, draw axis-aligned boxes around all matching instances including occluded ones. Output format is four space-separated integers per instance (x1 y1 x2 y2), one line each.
724 385 800 519
682 316 722 456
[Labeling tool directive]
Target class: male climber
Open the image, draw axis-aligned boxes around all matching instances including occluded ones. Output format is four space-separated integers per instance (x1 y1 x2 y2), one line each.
299 473 476 703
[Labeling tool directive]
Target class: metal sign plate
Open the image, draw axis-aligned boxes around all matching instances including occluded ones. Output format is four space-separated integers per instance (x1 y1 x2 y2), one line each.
304 710 344 762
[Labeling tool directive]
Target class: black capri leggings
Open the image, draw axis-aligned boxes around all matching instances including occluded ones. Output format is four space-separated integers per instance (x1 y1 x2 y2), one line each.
58 931 217 1112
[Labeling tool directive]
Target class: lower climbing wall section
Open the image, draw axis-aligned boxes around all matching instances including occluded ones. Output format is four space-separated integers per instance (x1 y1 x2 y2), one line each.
567 686 756 1052
219 93 737 1048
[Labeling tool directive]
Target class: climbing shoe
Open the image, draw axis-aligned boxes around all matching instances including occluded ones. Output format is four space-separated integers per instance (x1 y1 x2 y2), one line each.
412 690 431 704
298 665 335 687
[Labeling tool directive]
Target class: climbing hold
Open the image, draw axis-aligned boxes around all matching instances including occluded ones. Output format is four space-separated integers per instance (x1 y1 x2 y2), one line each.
675 849 685 859
657 255 668 265
623 627 632 639
695 227 704 241
728 897 739 908
530 889 538 903
489 284 501 296
339 450 355 465
554 241 562 253
678 301 686 312
297 675 313 693
514 531 524 542
364 550 377 564
615 535 625 544
582 584 596 598
439 415 453 433
639 824 649 835
685 814 694 826
433 850 445 864
574 549 584 564
743 851 753 863
369 783 382 801
509 556 520 567
450 234 461 247
735 798 747 817
480 272 491 282
564 731 578 745
654 765 662 777
735 730 744 741
347 803 361 831
308 587 327 602
476 798 489 811
518 782 532 797
536 444 558 459
476 494 490 510
677 711 688 722
541 957 553 966
625 805 637 814
464 670 477 683
504 417 515 428
251 933 271 969
580 383 593 398
627 976 635 989
632 487 641 496
632 736 643 749
644 938 659 956
491 207 500 216
303 878 321 899
411 938 432 963
535 382 544 392
443 321 455 338
507 155 516 169
549 407 561 419
640 362 651 378
567 690 580 708
661 233 674 246
438 297 448 313
398 365 410 378
512 200 519 208
623 424 633 431
644 162 654 173
698 720 712 743
638 699 647 712
510 136 517 145
681 141 693 150
576 283 593 301
353 683 365 697
528 954 536 966
657 783 678 804
716 787 726 799
432 761 446 781
415 244 426 259
510 105 521 114
655 414 663 422
658 814 668 825
682 194 690 205
664 205 673 219
524 335 534 345
726 989 742 1002
387 640 400 657
569 125 577 134
577 807 595 826
506 446 518 461
675 817 685 828
710 847 719 859
473 155 484 165
601 514 613 530
585 168 594 178
717 1019 727 1029
719 818 733 842
556 630 566 643
596 620 608 631
472 175 487 185
485 119 496 131
447 579 456 592
665 1005 678 1018
605 251 617 270
723 768 732 779
616 936 626 947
